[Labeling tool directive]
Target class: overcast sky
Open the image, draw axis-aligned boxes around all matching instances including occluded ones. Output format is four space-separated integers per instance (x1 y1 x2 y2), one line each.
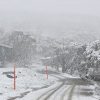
0 0 100 38
0 0 100 15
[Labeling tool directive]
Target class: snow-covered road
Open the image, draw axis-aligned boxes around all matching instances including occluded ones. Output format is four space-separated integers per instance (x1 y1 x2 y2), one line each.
0 64 98 100
22 73 97 100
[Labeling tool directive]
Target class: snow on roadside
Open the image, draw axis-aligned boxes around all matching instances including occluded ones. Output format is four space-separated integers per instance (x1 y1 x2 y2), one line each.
0 63 80 100
0 64 58 100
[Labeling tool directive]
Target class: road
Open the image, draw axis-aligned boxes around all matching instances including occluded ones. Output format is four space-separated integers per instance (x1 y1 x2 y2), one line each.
36 72 97 100
16 69 98 100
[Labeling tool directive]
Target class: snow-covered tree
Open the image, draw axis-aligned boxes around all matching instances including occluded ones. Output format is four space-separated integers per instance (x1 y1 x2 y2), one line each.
8 31 36 67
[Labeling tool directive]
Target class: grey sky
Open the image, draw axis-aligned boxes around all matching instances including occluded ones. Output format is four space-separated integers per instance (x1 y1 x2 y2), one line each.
0 0 100 38
0 0 100 15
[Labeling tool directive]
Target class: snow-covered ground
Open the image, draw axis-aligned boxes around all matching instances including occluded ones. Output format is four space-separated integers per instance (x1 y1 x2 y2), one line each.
0 63 59 100
0 63 98 100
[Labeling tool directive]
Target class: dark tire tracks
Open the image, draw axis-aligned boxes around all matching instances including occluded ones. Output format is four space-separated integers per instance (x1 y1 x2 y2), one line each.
61 86 72 100
37 82 64 100
67 85 75 100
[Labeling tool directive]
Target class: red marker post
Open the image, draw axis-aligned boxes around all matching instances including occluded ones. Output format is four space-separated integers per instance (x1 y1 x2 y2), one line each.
14 64 16 90
46 66 48 79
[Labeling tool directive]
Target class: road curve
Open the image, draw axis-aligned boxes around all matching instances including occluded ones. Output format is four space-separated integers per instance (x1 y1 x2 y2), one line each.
37 82 64 100
36 72 96 100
